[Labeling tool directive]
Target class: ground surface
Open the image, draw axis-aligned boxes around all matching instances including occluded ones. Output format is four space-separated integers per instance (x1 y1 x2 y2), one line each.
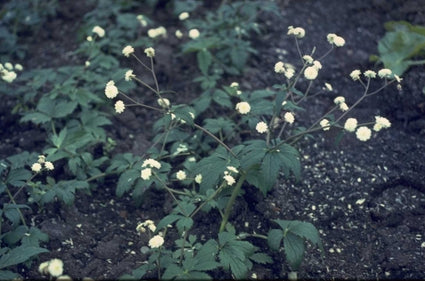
2 0 425 280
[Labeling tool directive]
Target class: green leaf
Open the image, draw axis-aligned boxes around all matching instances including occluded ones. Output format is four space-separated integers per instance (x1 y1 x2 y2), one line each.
176 217 194 234
249 252 273 264
267 229 284 251
212 89 232 108
0 245 48 269
162 263 183 280
197 49 212 75
156 214 182 231
6 168 31 187
20 112 51 124
287 221 323 251
51 127 67 148
259 151 281 195
284 232 305 270
116 169 139 197
0 270 20 280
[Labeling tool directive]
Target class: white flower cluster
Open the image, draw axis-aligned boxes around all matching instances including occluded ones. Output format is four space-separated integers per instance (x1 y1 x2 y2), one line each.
178 12 190 20
287 26 305 38
148 235 164 248
304 60 322 80
144 47 155 58
92 25 105 37
1 62 22 83
122 45 134 57
137 14 148 27
31 155 54 173
327 33 345 47
136 219 156 233
223 166 238 186
343 116 390 141
333 96 349 112
176 170 187 181
350 68 401 83
256 121 268 134
189 29 200 39
148 26 167 38
39 258 64 277
284 112 295 124
274 61 295 79
235 101 251 114
141 158 161 180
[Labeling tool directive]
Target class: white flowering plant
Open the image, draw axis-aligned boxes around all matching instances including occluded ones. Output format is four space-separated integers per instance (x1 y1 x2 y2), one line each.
104 19 400 277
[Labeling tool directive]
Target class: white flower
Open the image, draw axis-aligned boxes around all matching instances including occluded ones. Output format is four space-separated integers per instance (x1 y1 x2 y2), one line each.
327 33 345 47
175 29 183 39
333 96 345 105
157 98 170 108
176 170 187 181
4 62 13 70
92 26 105 37
14 64 23 71
38 155 46 164
344 118 358 132
122 45 134 57
364 70 376 78
236 90 242 95
230 82 239 88
144 47 155 58
125 69 135 81
284 66 295 79
350 69 361 81
256 121 268 134
86 36 93 42
47 259 63 277
304 66 318 80
44 161 54 171
149 235 164 248
39 261 49 274
284 112 295 124
195 174 203 184
188 29 200 39
378 68 392 79
1 71 17 83
137 15 148 27
339 102 349 112
223 175 236 186
320 119 330 131
356 126 372 141
178 12 189 20
115 100 125 114
148 26 167 38
85 61 90 67
303 55 313 64
226 166 239 174
235 102 251 114
137 220 156 233
31 163 42 173
394 74 402 83
313 60 322 70
141 168 152 180
105 80 119 99
142 159 161 169
324 83 333 91
373 116 391 132
274 61 285 73
287 26 305 38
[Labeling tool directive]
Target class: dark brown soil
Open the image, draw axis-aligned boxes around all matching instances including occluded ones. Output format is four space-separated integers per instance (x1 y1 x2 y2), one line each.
2 0 425 280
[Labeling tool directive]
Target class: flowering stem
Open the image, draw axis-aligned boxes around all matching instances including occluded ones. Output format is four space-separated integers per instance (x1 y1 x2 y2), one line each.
6 188 27 227
194 123 236 158
219 173 246 233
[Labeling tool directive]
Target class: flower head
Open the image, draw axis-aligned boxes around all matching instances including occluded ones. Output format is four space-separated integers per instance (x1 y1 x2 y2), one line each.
144 47 155 58
378 68 392 79
188 29 200 39
92 26 105 37
356 126 372 141
333 96 345 105
142 158 161 169
125 69 135 81
256 121 268 134
105 80 118 99
39 261 49 274
114 100 125 114
235 102 251 114
137 220 156 233
141 168 152 180
176 170 187 181
31 163 42 173
364 70 376 79
195 174 203 184
344 118 358 132
14 64 23 71
274 61 285 73
230 82 239 88
148 26 167 38
324 83 333 91
47 259 64 277
313 60 322 70
178 12 189 20
4 62 13 70
175 30 183 38
373 116 391 132
339 102 349 112
44 161 54 171
327 33 345 47
304 66 318 80
38 155 46 164
226 166 239 174
137 14 148 27
320 119 330 131
284 112 295 124
149 235 164 248
1 70 17 83
122 45 134 57
157 98 170 108
303 55 313 64
223 175 236 186
350 69 361 81
287 26 305 38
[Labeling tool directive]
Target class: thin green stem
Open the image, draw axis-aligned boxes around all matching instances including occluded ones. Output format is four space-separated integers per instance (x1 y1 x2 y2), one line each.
219 173 246 232
194 123 236 158
6 188 27 227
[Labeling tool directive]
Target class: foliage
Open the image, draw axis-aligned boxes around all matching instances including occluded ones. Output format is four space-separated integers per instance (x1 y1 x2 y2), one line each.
371 21 425 76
